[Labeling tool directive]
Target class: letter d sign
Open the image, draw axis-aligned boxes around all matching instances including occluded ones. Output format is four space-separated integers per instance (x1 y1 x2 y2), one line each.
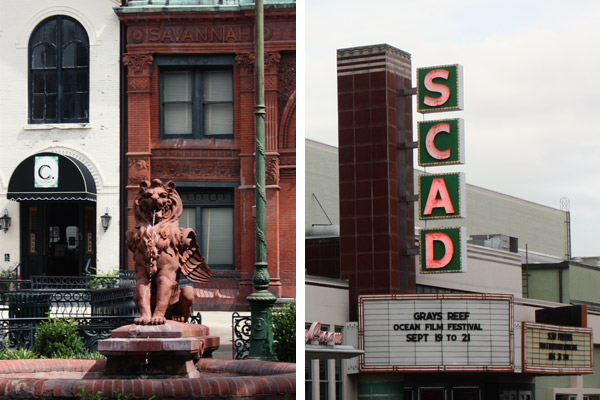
420 227 466 273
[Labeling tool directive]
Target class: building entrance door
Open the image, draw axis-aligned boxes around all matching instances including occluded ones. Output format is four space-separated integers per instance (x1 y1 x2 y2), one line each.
419 388 445 400
20 202 95 278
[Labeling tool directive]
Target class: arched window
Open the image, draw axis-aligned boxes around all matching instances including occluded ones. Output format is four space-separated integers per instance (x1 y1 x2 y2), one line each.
29 16 89 124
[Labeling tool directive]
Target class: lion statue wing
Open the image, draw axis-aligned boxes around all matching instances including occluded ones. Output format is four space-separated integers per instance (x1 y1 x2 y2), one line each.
177 228 212 283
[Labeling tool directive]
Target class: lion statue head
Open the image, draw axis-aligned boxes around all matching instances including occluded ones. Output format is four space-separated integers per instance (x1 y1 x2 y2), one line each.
133 179 183 225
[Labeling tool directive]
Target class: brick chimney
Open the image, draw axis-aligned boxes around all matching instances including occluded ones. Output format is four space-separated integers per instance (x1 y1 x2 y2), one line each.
337 44 416 319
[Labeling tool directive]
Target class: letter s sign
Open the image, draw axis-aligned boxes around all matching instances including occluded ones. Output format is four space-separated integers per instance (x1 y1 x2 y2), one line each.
417 64 464 113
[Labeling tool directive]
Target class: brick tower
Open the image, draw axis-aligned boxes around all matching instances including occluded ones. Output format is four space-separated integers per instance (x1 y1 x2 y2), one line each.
337 44 416 319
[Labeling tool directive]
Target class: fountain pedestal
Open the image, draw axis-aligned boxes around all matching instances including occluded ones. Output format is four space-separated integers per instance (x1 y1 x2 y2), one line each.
98 321 220 379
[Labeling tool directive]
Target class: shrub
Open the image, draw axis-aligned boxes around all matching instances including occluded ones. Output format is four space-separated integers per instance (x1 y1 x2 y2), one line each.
89 268 120 290
78 349 106 360
271 299 295 363
0 268 17 291
0 336 38 360
34 318 85 358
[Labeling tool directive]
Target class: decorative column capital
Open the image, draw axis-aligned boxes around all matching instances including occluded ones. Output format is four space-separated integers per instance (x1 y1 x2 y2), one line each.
123 53 153 93
123 53 154 76
235 52 280 74
264 52 281 73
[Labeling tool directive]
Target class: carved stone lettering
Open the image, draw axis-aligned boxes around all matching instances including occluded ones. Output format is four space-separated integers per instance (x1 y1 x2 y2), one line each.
135 26 255 44
152 159 240 179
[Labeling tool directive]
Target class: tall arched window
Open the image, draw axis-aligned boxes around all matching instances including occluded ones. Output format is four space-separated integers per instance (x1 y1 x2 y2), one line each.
29 16 89 124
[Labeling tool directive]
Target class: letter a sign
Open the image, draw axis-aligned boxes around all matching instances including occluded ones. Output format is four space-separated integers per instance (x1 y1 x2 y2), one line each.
419 172 465 220
420 227 466 273
417 65 463 113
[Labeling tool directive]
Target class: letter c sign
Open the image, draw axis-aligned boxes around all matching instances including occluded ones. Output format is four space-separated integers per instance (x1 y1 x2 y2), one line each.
34 156 59 188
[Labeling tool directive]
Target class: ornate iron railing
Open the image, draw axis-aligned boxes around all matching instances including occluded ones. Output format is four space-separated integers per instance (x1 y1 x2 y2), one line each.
1 316 135 351
30 272 135 290
0 271 213 353
90 287 136 316
232 311 251 360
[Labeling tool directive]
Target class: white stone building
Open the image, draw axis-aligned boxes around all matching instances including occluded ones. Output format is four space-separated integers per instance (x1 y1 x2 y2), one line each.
0 0 121 277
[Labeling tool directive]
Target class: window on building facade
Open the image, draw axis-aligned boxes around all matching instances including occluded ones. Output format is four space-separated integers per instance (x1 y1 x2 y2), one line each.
419 387 446 400
29 16 89 123
305 359 313 400
306 322 314 400
334 326 344 400
452 387 480 400
160 68 233 138
319 324 330 400
178 189 234 269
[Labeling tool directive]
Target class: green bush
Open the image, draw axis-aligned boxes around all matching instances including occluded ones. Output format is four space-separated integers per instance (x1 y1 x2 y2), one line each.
271 299 295 363
89 268 120 290
78 349 106 360
0 336 38 360
0 268 17 291
34 318 85 358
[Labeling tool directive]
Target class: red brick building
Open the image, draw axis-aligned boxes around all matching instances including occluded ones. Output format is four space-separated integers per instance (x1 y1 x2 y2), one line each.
115 1 296 309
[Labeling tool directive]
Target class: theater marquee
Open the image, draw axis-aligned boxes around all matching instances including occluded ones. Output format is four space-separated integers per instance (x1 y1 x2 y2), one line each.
359 294 513 372
522 322 593 374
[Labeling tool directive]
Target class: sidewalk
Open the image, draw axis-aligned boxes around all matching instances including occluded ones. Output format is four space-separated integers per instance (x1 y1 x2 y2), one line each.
199 311 249 359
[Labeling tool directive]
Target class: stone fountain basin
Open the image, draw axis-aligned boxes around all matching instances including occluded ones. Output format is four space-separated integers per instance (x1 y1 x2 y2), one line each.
0 358 296 398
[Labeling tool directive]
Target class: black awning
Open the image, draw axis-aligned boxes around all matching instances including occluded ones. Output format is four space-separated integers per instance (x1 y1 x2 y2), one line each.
7 152 97 202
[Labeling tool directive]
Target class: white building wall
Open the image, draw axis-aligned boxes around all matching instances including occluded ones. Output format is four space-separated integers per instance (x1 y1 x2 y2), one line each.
417 243 524 297
306 276 353 400
0 0 121 275
305 139 569 259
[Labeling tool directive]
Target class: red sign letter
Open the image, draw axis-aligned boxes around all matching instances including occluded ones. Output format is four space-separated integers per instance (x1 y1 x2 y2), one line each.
426 123 451 160
424 178 455 215
424 69 451 107
425 232 454 269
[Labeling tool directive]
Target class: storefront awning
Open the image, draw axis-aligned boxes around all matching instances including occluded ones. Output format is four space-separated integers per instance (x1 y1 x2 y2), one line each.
305 344 364 360
7 153 96 202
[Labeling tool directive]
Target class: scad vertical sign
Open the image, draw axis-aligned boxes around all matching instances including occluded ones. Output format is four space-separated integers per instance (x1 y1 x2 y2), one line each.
416 64 466 274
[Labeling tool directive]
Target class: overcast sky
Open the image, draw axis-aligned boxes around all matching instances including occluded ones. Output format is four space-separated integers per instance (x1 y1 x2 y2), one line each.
305 0 600 257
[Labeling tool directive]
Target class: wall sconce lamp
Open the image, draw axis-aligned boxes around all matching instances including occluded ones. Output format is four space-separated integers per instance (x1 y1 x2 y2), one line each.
0 210 11 234
100 208 112 232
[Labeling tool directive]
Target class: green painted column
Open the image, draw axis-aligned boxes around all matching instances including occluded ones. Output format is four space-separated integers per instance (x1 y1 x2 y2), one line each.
247 0 277 361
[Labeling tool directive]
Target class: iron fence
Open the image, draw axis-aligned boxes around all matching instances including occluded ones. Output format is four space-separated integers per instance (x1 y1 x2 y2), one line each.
90 287 137 316
1 316 135 352
0 270 233 353
30 271 136 290
232 311 251 360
